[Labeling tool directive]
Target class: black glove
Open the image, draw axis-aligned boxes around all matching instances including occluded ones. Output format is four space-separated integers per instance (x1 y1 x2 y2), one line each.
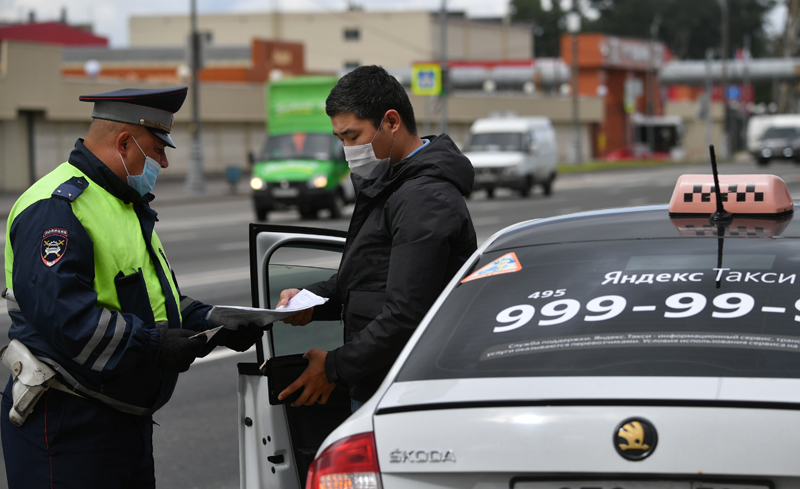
156 327 206 372
214 324 263 352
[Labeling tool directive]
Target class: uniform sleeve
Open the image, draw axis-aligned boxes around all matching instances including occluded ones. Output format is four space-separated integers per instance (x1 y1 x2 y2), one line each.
326 182 469 386
178 295 214 333
177 295 221 357
9 198 160 382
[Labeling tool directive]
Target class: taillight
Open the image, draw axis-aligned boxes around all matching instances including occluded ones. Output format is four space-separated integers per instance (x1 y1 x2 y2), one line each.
306 432 382 489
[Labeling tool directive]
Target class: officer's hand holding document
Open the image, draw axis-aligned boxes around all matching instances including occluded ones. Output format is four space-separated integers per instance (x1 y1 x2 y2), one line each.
193 290 328 341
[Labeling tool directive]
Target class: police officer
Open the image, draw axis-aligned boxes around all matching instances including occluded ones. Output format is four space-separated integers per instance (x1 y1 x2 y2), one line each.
1 87 260 488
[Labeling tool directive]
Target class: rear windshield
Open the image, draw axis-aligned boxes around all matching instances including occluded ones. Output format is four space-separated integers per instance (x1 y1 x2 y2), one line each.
397 238 800 382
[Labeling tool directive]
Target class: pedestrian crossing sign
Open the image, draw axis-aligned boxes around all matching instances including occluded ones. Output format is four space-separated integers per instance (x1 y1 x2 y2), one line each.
411 63 442 96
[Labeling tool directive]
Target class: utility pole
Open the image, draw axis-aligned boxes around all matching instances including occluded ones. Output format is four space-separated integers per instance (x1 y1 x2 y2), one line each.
742 33 751 147
704 48 714 150
185 0 206 194
272 0 282 40
719 0 729 159
567 0 581 164
438 0 448 134
779 0 800 112
647 15 661 157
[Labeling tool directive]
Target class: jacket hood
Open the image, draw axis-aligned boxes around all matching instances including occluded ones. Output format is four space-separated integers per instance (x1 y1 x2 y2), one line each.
361 134 474 198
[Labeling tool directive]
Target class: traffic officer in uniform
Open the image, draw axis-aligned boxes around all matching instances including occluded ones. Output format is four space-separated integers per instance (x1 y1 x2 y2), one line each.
1 87 260 488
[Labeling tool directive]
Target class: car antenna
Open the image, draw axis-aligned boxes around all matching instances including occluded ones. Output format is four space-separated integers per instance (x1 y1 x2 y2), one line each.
708 144 732 225
707 144 730 289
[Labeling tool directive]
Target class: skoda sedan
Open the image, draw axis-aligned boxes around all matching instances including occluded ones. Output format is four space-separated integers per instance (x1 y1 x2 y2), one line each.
239 173 799 489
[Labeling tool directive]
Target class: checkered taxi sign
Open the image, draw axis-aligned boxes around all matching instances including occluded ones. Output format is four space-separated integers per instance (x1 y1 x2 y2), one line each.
669 174 793 215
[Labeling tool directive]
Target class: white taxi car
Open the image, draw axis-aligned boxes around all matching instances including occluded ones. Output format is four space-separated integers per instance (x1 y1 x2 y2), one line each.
238 173 798 489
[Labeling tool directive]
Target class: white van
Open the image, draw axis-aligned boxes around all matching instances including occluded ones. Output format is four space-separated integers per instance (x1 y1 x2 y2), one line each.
746 114 800 154
463 115 558 198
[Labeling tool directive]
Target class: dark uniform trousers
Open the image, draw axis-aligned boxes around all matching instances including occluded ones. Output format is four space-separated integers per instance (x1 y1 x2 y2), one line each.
1 377 155 489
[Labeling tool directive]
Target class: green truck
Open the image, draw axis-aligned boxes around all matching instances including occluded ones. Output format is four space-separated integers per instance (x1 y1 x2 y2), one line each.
249 75 353 221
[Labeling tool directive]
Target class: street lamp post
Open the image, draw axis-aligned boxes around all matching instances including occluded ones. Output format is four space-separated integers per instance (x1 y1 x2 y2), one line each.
438 0 448 135
719 0 729 159
704 48 715 150
567 1 581 164
185 0 206 194
647 15 661 158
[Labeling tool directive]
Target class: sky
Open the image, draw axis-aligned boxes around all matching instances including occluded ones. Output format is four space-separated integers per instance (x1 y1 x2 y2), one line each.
0 0 789 48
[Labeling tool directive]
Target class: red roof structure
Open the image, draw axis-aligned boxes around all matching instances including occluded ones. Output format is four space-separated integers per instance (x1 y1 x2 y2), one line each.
0 22 107 47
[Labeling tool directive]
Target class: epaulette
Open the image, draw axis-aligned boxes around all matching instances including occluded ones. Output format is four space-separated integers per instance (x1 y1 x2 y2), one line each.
52 176 89 202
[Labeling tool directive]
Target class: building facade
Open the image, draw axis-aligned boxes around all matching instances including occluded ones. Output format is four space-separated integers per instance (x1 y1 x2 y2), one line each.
0 41 604 192
128 11 533 73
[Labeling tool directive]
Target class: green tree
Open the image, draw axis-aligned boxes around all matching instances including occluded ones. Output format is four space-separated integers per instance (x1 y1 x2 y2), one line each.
583 0 776 59
510 0 776 59
509 0 569 57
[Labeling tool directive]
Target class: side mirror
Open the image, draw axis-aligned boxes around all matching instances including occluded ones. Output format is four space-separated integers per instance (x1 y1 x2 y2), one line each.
528 141 539 154
247 151 256 166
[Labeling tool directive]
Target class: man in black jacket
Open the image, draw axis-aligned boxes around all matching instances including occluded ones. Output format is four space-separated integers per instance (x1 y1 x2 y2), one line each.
277 65 476 409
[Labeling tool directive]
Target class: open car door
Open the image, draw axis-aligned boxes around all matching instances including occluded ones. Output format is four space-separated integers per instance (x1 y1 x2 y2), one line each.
238 223 351 489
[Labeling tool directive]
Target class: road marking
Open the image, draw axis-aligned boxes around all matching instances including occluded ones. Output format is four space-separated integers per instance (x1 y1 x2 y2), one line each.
762 306 786 313
472 216 501 226
178 267 250 287
195 345 255 365
558 207 583 215
159 231 201 243
632 305 656 312
218 242 249 251
159 214 253 231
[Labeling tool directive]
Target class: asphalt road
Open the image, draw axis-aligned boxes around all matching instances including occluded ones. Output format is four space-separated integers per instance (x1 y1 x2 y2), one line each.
2 159 800 488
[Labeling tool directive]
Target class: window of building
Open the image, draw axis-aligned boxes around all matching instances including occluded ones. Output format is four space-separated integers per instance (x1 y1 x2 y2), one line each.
343 28 360 41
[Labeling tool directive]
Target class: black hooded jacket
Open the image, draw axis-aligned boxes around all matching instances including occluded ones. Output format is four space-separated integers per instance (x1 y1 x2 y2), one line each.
306 134 477 401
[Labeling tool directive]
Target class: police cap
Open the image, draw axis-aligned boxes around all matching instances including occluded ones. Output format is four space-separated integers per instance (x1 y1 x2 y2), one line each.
79 87 188 148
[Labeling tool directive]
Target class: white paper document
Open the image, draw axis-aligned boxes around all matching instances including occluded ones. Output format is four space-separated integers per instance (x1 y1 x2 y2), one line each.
193 289 329 340
190 325 224 340
276 289 327 312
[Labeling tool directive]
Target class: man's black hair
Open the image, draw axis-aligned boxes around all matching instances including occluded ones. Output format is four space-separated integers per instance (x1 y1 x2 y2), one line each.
326 65 418 135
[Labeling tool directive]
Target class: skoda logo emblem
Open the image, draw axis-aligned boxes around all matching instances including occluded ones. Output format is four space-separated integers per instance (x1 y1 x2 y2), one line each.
613 417 657 461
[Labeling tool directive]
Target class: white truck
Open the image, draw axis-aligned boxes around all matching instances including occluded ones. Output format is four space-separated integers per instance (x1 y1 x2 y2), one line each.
746 114 800 166
462 115 558 198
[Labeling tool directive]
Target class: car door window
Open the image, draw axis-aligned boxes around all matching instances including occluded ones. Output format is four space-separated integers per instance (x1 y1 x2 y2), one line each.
267 246 344 357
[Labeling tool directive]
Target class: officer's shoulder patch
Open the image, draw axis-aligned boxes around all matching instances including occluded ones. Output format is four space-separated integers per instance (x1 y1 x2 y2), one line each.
52 176 89 202
41 228 68 267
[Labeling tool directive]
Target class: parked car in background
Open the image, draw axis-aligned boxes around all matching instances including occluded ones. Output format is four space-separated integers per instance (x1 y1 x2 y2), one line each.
753 125 800 166
238 171 800 489
463 114 557 198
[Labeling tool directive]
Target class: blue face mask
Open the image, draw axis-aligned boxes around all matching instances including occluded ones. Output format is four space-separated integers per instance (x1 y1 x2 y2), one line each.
119 135 161 196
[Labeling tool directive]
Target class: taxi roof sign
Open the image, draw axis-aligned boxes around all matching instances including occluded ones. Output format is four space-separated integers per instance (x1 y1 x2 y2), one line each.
669 174 793 216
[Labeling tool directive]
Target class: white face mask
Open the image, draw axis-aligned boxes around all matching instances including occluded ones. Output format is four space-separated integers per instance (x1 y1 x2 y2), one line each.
343 117 396 178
